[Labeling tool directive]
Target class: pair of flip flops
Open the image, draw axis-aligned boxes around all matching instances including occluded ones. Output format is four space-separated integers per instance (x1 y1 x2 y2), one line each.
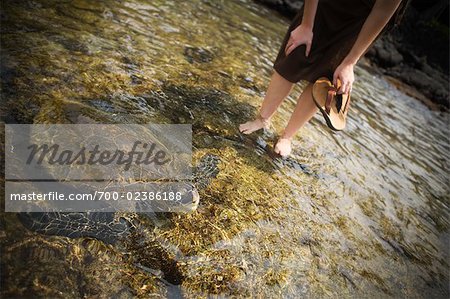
312 77 351 131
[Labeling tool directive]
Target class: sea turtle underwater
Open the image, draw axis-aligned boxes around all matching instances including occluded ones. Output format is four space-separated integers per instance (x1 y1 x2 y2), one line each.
18 153 221 244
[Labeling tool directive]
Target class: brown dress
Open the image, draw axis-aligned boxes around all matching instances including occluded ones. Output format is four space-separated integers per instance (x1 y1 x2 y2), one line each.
273 0 378 83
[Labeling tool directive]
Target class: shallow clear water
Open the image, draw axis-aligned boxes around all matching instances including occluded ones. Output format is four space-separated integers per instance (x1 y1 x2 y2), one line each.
1 0 449 298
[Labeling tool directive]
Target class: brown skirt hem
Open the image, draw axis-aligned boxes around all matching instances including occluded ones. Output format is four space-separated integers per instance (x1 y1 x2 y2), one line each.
273 66 315 84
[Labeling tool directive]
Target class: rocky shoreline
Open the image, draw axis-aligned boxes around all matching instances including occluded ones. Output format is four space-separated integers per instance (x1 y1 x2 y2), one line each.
255 0 449 111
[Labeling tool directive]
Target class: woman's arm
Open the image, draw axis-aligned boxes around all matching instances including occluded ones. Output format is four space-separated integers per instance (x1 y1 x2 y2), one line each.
285 0 319 57
334 0 403 94
301 0 319 29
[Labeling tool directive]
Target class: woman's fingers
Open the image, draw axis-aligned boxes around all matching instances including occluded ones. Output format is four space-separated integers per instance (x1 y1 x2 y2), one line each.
286 24 313 57
285 36 298 55
284 37 292 54
286 41 310 56
338 81 352 95
333 73 351 95
346 82 353 95
337 83 344 94
333 74 338 89
333 62 354 94
340 82 349 94
344 83 349 95
285 42 297 56
336 78 345 94
305 41 311 57
343 80 353 94
285 38 311 56
285 43 292 55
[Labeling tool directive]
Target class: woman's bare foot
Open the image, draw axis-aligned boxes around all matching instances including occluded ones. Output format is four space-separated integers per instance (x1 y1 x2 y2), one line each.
274 137 292 157
239 114 271 134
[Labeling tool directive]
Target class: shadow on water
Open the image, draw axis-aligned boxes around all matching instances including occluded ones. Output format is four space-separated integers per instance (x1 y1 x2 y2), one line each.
50 81 313 176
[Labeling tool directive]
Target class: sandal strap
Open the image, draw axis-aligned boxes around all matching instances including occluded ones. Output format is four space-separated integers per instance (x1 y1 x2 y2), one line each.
325 88 336 115
325 86 351 115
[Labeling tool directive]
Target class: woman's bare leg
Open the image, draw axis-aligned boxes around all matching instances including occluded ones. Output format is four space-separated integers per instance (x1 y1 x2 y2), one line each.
239 71 294 134
274 83 318 157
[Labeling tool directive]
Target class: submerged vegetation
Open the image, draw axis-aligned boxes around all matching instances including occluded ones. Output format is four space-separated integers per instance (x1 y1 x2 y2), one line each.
1 0 449 298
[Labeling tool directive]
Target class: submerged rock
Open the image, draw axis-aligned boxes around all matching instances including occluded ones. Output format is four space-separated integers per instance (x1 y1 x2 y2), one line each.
17 153 221 244
183 46 215 64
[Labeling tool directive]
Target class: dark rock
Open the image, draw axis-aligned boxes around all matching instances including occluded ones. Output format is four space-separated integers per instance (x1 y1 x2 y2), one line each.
48 34 91 54
367 36 403 68
183 46 215 64
387 66 449 107
284 0 303 12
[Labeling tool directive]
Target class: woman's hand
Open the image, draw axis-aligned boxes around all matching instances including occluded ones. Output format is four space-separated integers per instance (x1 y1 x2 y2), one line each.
333 61 355 95
285 24 313 57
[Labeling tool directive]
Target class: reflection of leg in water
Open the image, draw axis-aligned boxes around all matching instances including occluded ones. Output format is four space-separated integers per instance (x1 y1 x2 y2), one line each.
239 71 293 134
